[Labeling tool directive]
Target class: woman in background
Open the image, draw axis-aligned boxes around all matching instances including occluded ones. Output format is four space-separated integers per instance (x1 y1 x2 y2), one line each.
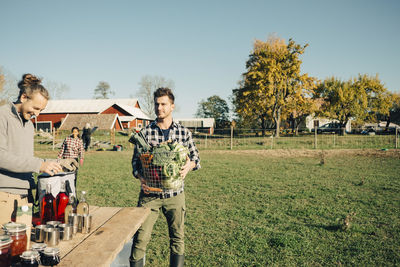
58 127 84 186
82 123 91 151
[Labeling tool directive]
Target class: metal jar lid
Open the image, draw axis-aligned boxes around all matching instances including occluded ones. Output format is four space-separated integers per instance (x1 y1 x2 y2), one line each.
31 242 47 251
0 234 13 246
3 222 27 233
20 250 40 260
43 247 60 256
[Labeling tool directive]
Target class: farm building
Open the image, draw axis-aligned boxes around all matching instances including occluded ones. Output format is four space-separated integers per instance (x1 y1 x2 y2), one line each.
175 118 215 134
35 98 152 131
58 114 123 130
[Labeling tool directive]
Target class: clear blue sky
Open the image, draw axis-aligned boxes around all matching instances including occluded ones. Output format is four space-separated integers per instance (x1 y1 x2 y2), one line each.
1 0 399 118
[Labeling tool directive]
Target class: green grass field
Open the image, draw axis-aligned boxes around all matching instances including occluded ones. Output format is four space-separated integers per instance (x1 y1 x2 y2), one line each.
35 149 400 266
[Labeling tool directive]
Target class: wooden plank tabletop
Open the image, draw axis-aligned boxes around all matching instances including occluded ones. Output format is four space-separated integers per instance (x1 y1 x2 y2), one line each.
31 206 150 267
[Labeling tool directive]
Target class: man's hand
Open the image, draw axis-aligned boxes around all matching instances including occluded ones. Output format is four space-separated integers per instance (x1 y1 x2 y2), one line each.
137 174 150 194
58 159 79 172
179 156 195 179
40 161 62 176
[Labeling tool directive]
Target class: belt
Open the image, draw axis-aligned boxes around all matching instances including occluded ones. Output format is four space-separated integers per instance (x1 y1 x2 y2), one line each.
143 190 183 199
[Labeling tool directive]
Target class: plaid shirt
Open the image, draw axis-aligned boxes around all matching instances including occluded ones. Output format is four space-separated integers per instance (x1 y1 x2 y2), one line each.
58 136 84 159
131 120 201 194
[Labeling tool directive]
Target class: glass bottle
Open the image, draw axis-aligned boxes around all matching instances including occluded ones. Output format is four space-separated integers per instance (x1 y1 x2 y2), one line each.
56 182 69 223
41 184 56 224
76 191 89 215
64 194 76 224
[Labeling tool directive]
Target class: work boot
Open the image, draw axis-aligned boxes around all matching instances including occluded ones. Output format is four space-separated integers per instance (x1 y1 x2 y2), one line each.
129 257 145 267
170 253 184 267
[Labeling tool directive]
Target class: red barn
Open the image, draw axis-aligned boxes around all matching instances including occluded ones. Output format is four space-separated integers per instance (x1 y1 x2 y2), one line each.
35 98 152 131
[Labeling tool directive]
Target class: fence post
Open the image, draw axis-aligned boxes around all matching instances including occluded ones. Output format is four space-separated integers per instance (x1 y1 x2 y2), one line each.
205 134 208 149
110 128 116 145
396 127 398 149
52 127 56 151
314 126 317 149
270 135 273 149
333 133 336 148
230 126 233 150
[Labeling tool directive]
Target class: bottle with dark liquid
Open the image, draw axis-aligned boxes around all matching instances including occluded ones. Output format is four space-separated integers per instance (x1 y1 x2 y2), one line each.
41 184 56 224
56 182 69 223
64 194 76 224
76 191 89 215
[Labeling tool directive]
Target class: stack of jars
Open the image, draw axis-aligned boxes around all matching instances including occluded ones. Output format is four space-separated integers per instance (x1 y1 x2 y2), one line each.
2 222 29 266
0 234 13 267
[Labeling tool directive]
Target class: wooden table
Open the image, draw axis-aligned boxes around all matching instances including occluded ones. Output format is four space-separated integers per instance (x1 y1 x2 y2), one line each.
31 206 150 267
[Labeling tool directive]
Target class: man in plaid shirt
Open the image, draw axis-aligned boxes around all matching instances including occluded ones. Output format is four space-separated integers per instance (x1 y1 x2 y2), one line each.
130 88 200 267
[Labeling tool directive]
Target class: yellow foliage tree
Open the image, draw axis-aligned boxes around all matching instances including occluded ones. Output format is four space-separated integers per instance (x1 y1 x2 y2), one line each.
315 74 392 131
233 36 315 137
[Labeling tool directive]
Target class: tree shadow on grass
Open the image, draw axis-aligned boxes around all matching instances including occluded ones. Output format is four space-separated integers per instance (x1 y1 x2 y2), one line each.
306 223 342 232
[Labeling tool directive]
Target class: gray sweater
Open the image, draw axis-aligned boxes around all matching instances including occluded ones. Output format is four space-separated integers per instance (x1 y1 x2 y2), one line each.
0 101 43 195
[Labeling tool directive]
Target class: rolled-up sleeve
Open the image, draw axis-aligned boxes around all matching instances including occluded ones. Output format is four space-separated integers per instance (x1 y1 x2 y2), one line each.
131 145 142 178
186 130 201 171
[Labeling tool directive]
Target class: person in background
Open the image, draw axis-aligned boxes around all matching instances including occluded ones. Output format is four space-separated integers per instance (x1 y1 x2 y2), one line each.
0 73 78 223
58 126 84 187
82 123 91 151
130 87 201 267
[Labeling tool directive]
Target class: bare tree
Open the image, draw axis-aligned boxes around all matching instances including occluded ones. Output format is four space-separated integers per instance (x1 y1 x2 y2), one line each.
44 80 70 99
0 67 18 104
94 81 114 99
136 75 175 118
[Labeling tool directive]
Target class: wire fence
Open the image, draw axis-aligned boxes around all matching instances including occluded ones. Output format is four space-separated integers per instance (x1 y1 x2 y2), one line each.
193 127 399 150
34 127 400 152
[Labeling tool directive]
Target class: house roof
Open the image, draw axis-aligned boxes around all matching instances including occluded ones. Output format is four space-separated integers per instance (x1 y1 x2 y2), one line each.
116 104 153 120
59 113 122 130
41 98 138 114
119 116 136 122
175 118 215 128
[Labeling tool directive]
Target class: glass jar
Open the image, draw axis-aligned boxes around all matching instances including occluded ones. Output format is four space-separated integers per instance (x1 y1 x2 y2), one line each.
0 234 13 267
41 247 60 266
31 243 47 258
20 250 41 267
4 222 28 258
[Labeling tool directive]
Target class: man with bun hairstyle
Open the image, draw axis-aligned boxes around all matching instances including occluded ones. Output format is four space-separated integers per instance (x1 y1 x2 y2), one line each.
130 87 200 267
0 74 78 223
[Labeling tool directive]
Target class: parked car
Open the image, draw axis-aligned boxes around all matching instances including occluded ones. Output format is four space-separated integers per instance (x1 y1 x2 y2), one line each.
311 122 346 134
361 127 376 135
361 126 399 135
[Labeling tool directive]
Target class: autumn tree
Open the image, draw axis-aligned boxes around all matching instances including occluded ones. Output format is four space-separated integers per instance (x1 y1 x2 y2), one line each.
136 75 175 118
286 92 318 135
378 92 400 128
196 95 229 128
388 93 400 126
94 81 114 99
233 36 315 137
315 74 392 132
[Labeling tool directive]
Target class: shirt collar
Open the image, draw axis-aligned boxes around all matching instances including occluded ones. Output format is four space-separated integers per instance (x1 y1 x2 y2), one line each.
9 101 24 124
150 119 179 130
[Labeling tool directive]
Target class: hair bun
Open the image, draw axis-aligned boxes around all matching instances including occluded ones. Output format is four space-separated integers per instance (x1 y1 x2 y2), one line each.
23 73 42 86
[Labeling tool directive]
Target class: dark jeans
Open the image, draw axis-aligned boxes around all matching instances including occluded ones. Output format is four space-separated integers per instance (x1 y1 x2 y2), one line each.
83 136 91 151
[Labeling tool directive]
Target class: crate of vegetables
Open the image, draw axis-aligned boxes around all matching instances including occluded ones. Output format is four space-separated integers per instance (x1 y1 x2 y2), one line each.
129 131 189 191
139 141 189 190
